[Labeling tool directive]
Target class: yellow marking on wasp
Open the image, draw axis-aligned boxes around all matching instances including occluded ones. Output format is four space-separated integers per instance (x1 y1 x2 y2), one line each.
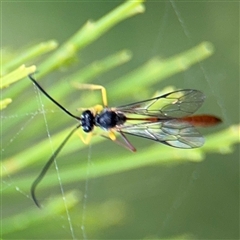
72 82 108 107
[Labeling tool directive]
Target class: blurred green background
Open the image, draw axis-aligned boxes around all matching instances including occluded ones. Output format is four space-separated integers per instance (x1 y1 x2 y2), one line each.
1 1 239 239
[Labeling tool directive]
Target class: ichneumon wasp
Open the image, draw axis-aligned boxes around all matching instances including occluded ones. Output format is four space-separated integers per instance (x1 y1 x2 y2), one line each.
28 74 221 207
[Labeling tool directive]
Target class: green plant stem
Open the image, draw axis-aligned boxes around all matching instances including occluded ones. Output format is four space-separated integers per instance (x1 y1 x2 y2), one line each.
0 98 12 110
3 40 58 74
2 124 239 194
0 64 36 89
69 50 132 83
2 190 79 235
38 0 145 77
107 41 214 99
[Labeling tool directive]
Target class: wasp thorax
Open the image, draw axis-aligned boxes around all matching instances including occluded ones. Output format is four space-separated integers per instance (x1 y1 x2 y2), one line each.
95 110 126 130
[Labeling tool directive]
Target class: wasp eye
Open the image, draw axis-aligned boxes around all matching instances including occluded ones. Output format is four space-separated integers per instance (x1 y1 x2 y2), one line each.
82 125 92 133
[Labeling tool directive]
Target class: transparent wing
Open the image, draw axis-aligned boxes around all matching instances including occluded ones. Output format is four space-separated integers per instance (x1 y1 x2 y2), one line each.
119 119 204 149
115 89 205 118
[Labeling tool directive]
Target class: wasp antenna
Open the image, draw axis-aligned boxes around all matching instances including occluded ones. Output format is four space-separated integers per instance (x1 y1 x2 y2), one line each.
28 74 81 121
31 125 81 208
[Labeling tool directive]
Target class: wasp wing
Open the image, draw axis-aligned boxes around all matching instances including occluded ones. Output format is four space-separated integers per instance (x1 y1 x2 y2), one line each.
118 119 204 149
115 89 205 118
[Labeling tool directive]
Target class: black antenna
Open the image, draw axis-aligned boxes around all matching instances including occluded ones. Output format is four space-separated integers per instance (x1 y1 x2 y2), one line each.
28 74 81 121
31 125 81 208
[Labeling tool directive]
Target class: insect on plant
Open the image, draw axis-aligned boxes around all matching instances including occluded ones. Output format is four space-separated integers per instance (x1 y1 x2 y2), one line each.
28 74 221 207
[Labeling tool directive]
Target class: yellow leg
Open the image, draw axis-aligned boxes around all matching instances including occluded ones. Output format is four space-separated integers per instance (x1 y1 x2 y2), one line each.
78 129 113 145
77 131 93 145
108 130 116 141
77 104 104 114
72 82 108 107
78 127 136 152
100 130 136 152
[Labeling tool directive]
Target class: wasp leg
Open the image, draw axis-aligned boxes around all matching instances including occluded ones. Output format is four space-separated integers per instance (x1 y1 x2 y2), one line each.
76 107 88 112
100 130 136 152
77 131 93 145
72 82 108 107
77 104 104 115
